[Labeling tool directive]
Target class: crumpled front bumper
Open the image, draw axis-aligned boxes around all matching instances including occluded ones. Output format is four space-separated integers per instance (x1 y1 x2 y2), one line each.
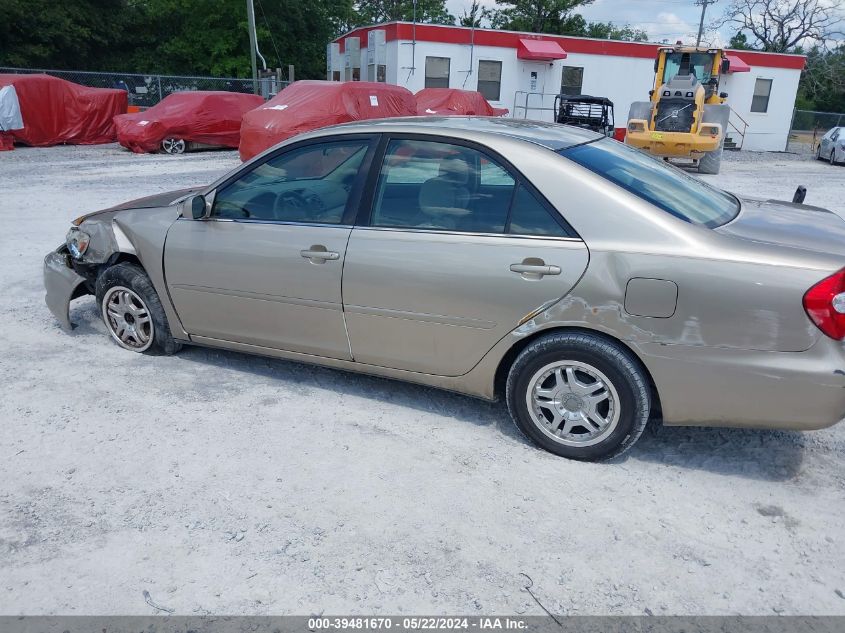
43 246 88 330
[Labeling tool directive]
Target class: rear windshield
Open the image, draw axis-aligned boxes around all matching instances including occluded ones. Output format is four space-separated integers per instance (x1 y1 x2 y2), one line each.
559 139 739 228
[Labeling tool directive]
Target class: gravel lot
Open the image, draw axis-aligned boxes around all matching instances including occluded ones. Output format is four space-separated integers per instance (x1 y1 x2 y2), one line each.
1 144 845 616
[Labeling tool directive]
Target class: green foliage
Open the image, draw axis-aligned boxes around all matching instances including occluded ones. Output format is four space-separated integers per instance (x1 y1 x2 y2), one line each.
0 0 355 79
0 0 134 70
797 45 845 114
459 0 491 28
727 32 752 50
577 21 649 42
355 0 454 26
489 0 594 34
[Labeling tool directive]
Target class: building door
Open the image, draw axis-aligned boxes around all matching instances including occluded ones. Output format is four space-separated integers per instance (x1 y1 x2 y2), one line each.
518 62 550 120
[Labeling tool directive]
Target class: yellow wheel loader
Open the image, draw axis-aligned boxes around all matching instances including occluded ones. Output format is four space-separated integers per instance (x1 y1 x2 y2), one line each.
626 46 732 174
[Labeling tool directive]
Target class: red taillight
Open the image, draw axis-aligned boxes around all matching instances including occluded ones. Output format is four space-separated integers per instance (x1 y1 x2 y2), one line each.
803 269 845 340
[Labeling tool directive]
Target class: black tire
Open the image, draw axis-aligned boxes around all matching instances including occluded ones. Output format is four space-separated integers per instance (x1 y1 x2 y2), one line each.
505 332 650 461
698 143 723 175
95 262 182 355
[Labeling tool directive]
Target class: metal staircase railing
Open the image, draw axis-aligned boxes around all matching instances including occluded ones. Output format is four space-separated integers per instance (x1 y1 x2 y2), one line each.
725 107 749 150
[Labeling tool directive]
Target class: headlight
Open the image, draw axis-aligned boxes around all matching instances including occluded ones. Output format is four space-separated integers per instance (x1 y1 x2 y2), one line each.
66 228 91 259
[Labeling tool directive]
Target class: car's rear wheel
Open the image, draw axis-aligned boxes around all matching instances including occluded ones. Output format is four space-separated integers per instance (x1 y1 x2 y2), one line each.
96 263 182 355
161 138 186 154
506 332 650 461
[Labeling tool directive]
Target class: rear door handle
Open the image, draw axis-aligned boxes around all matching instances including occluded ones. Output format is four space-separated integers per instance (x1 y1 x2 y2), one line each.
300 247 340 263
510 263 561 277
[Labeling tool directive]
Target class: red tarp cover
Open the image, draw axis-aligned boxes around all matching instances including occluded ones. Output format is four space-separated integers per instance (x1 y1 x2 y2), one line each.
416 88 508 116
239 80 417 161
726 54 751 73
114 91 265 153
517 39 568 61
0 74 127 148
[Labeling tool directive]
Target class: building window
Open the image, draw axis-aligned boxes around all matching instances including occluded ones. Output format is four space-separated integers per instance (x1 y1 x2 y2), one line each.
477 60 502 101
560 66 584 96
377 65 386 83
332 71 341 82
751 78 772 113
425 56 450 88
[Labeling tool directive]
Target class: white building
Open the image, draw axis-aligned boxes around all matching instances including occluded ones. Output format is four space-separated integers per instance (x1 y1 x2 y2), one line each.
328 22 806 152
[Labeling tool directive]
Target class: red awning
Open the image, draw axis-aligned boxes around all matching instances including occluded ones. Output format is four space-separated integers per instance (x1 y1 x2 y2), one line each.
517 39 567 61
726 54 751 73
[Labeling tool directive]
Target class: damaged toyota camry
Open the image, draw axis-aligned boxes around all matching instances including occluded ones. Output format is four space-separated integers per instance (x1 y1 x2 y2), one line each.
44 117 845 461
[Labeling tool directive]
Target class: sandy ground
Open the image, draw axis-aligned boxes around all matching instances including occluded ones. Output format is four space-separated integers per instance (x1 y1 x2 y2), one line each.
1 144 845 617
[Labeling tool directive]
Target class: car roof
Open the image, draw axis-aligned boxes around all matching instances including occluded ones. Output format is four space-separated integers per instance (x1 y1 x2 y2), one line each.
322 116 603 151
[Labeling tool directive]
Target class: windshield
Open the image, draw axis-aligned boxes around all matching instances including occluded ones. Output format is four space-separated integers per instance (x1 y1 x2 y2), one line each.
662 52 715 84
560 139 739 228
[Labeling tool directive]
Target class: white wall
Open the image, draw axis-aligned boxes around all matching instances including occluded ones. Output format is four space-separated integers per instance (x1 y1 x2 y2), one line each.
331 37 802 152
719 67 800 151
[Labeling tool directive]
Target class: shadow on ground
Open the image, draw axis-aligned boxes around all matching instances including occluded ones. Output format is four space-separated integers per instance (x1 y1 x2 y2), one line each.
66 299 808 481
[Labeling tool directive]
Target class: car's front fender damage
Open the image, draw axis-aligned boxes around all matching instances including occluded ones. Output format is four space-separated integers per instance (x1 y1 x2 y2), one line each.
43 247 89 330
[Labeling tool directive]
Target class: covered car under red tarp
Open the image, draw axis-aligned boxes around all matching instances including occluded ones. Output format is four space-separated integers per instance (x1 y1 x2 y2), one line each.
113 91 265 154
239 80 417 161
0 74 127 150
416 88 509 117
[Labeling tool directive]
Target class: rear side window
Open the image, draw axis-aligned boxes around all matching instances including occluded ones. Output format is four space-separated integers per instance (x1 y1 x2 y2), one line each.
560 138 739 228
371 138 571 237
508 184 568 236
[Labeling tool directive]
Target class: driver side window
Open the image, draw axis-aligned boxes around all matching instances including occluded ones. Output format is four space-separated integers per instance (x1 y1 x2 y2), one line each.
212 140 369 223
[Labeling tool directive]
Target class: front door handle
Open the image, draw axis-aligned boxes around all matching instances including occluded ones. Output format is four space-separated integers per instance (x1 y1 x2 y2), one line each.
301 246 340 263
510 260 561 278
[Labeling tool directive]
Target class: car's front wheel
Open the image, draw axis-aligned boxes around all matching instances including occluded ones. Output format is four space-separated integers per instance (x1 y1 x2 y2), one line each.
506 332 651 461
96 263 182 355
831 149 839 166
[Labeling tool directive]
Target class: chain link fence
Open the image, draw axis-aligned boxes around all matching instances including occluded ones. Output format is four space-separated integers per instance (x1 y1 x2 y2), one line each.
786 109 845 154
0 67 288 108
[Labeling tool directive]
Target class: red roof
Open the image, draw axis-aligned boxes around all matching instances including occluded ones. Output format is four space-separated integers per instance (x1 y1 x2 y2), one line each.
333 22 806 70
726 54 751 73
517 38 567 61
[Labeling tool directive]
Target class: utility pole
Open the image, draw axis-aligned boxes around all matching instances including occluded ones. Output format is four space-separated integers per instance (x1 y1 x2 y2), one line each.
246 0 258 94
694 0 717 47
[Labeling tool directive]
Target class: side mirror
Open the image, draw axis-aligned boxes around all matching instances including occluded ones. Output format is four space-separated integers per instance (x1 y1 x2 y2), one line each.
793 186 807 204
182 194 208 220
719 92 728 99
721 59 730 74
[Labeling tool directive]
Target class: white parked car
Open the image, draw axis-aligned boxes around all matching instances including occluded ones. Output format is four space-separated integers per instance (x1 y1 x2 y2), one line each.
817 126 844 165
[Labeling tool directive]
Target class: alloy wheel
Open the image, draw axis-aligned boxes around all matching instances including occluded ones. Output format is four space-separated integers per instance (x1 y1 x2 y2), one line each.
162 138 186 154
525 361 620 447
102 286 154 351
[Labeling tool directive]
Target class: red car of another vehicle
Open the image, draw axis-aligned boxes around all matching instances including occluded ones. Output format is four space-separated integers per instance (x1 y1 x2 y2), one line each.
114 91 264 154
416 88 508 117
238 80 417 161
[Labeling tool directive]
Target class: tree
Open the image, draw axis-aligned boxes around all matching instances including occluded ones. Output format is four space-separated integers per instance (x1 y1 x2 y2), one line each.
581 21 649 42
798 45 845 112
490 0 594 34
728 31 753 49
460 0 491 28
718 0 844 53
0 0 138 70
355 0 455 25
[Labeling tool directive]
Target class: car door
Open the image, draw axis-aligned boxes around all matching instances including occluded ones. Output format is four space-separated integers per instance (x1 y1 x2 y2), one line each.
342 136 589 377
164 135 376 359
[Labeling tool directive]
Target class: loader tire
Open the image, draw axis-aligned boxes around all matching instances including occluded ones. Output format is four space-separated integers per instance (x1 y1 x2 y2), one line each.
698 144 723 175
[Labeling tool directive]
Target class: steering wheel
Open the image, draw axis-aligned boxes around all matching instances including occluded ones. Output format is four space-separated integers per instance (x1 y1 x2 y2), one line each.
274 188 325 221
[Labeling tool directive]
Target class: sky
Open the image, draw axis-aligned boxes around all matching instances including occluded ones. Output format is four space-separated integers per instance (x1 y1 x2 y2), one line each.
442 0 739 46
